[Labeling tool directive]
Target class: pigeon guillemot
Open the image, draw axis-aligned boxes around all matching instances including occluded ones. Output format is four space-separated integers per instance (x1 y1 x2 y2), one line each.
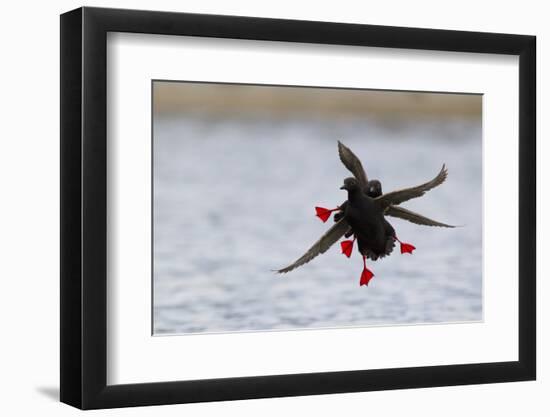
339 177 397 285
277 141 454 287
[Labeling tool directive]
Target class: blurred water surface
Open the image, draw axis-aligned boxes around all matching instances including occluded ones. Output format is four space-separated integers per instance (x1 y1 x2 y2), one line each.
153 115 482 334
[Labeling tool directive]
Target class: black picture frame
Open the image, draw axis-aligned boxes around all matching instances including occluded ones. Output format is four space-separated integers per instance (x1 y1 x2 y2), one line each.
60 6 536 410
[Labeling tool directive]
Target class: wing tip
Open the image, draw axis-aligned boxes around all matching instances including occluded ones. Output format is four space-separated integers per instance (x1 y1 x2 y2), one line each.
338 140 353 155
273 266 291 274
337 140 347 156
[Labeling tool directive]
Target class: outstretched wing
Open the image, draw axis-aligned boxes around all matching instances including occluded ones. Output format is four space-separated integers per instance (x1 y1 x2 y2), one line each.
375 164 447 209
338 141 368 189
277 218 349 274
386 206 455 228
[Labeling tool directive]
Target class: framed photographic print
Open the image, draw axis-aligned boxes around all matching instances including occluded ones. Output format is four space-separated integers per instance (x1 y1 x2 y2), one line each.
60 6 536 409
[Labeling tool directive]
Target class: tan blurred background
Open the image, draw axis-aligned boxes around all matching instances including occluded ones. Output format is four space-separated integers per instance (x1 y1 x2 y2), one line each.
153 81 481 119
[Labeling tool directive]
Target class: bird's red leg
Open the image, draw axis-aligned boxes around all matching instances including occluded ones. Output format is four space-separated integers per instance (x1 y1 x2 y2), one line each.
360 255 375 286
340 236 356 258
394 235 416 254
315 206 341 223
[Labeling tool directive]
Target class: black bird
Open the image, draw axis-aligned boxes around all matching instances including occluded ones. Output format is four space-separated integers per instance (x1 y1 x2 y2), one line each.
339 177 397 285
277 141 453 286
323 142 382 225
332 141 454 228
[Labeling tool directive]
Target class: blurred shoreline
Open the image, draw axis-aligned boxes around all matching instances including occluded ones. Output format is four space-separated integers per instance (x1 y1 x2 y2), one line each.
153 81 482 120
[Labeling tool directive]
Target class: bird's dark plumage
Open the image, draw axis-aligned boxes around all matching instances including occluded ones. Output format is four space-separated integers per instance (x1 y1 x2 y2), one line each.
333 143 382 224
385 206 455 228
375 164 448 209
340 177 396 260
337 141 382 197
276 218 350 274
276 141 454 278
338 141 453 227
338 141 369 189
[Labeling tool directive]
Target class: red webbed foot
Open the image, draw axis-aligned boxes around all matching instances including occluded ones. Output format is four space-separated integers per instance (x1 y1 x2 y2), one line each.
394 235 416 254
315 206 341 223
360 256 375 286
340 236 356 258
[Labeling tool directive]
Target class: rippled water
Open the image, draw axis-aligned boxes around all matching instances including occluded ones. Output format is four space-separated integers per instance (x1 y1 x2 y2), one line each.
153 115 482 334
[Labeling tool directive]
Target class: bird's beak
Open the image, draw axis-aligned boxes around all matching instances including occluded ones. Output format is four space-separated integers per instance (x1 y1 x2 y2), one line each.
340 185 347 190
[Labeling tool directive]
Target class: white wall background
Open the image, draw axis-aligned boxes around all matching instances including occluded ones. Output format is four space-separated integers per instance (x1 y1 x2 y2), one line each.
0 0 544 415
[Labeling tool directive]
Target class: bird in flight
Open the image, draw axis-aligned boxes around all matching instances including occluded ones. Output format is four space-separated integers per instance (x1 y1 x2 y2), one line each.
277 141 454 286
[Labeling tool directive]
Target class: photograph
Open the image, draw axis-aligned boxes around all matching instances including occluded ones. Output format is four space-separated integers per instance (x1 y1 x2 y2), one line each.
152 81 483 335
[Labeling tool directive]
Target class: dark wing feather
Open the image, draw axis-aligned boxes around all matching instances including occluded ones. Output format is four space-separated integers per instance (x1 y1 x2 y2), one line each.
375 164 447 209
338 141 369 189
386 206 455 228
277 219 349 274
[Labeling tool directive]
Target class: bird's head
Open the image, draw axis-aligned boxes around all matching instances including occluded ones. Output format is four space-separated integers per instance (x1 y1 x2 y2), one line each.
367 180 382 197
340 177 360 192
